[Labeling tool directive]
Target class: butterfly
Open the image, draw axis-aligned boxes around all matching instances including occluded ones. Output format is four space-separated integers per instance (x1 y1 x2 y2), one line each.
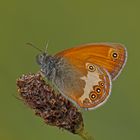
36 42 127 110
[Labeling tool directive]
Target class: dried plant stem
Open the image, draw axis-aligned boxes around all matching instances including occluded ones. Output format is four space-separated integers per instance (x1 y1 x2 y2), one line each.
77 128 94 140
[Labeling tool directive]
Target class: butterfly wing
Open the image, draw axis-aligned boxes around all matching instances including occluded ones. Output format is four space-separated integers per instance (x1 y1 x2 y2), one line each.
52 58 112 110
78 64 112 110
55 43 127 80
53 42 127 109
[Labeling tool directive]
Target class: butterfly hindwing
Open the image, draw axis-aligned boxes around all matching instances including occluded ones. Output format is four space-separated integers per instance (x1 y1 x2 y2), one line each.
75 63 112 110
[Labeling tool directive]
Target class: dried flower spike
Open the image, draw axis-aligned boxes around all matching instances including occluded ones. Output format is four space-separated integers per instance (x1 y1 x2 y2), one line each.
16 72 94 140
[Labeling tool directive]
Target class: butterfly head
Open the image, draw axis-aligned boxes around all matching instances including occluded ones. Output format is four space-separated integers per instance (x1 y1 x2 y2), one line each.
36 52 49 65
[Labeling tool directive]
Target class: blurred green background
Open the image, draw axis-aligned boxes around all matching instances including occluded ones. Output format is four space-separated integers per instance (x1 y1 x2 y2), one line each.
0 0 139 140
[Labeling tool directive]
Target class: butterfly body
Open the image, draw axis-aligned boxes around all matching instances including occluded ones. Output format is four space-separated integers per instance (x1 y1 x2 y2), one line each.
36 43 127 110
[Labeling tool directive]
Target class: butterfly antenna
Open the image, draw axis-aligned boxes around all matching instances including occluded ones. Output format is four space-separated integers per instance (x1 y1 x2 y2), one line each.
45 40 49 53
26 42 43 53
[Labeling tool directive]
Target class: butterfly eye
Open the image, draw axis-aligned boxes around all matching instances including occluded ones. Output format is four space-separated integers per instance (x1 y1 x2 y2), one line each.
87 64 96 72
93 85 102 94
89 91 97 101
99 81 104 87
111 51 119 59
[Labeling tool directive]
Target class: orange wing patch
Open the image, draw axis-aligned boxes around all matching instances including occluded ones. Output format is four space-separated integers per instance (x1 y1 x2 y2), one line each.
55 43 127 80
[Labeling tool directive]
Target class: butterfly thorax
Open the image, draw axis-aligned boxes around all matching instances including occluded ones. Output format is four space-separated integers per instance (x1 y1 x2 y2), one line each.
36 53 58 81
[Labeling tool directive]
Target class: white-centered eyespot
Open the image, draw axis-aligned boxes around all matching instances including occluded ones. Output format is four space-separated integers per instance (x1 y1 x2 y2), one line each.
99 81 104 87
87 64 96 72
89 91 97 101
93 85 102 94
111 51 119 59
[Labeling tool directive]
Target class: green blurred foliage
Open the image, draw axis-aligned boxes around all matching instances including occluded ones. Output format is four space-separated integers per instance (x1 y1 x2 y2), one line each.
0 0 139 140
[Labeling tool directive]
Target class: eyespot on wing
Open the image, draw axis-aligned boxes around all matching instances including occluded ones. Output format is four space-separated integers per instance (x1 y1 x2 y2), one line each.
74 64 112 110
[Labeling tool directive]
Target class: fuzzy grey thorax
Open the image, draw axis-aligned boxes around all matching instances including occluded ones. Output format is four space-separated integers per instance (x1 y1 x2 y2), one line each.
36 53 61 81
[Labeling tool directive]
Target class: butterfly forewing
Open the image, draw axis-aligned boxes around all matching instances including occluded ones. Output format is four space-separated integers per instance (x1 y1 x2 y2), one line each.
55 43 127 80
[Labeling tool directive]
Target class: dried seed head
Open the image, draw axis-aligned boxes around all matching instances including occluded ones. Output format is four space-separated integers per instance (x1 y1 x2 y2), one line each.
16 72 84 134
